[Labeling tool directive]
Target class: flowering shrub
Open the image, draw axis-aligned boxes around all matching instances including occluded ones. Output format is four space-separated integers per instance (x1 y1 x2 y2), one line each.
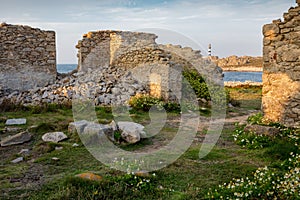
232 124 272 149
247 112 264 125
128 94 165 111
128 94 181 112
206 153 300 199
114 172 156 191
206 117 300 199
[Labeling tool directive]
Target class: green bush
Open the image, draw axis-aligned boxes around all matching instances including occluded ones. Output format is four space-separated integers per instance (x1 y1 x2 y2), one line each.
128 95 164 111
247 112 264 125
232 124 272 149
128 94 180 113
182 70 210 101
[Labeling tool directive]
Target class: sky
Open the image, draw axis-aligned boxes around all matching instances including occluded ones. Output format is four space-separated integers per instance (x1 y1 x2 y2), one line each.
0 0 297 64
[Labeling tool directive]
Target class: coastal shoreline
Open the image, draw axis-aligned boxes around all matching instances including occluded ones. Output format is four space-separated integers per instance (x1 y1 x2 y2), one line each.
221 66 262 72
224 81 262 87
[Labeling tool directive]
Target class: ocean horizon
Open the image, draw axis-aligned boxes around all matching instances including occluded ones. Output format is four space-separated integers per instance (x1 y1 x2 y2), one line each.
56 64 262 83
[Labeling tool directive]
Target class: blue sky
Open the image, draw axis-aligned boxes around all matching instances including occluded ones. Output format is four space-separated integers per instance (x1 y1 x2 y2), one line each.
0 0 297 63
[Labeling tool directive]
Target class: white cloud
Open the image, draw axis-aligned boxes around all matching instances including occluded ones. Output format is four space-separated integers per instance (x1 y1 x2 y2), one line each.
0 0 297 62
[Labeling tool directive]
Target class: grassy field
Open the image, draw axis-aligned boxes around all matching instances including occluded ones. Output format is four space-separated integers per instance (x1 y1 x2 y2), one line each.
1 86 298 199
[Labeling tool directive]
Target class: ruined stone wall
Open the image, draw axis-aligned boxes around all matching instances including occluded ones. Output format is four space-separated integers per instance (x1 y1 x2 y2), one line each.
262 1 300 127
76 31 157 71
0 23 56 93
76 31 222 101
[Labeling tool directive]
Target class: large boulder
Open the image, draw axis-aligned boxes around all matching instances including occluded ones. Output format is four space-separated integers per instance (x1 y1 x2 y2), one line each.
244 124 280 136
68 120 89 134
0 131 32 147
117 121 146 144
83 122 114 141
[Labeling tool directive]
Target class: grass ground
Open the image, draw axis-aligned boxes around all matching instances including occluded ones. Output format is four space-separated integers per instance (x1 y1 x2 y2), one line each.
0 86 280 199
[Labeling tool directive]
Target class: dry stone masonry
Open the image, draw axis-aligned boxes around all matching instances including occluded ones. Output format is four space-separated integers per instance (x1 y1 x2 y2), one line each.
262 0 300 127
0 23 56 94
0 27 223 106
76 30 222 102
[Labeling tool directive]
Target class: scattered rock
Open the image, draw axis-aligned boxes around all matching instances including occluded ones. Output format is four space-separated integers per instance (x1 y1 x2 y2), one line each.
0 131 32 147
109 120 119 132
83 123 114 140
5 118 26 125
55 146 63 150
52 157 60 161
75 172 103 181
3 127 23 134
42 132 68 143
11 157 24 164
117 121 146 144
18 149 30 155
244 124 280 136
135 171 150 177
72 143 79 147
68 120 89 134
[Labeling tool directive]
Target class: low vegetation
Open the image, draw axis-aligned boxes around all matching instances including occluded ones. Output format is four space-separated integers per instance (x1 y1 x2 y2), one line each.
1 85 299 199
206 113 300 199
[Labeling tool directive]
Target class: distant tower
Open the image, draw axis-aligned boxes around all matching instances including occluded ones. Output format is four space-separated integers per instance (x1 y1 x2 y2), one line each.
208 44 212 56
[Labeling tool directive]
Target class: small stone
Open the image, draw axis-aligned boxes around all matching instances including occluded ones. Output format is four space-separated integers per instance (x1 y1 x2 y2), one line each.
135 171 150 177
109 120 119 132
0 131 32 147
72 143 79 147
18 149 30 155
76 172 102 181
52 157 60 161
11 157 24 164
42 132 68 143
55 146 63 150
5 118 26 125
3 127 23 133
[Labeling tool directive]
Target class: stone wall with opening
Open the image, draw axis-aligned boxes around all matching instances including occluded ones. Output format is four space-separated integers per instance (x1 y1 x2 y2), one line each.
262 0 300 127
0 23 56 94
76 30 222 101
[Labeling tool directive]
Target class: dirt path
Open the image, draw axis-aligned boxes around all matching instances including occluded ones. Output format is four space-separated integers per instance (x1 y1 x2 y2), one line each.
133 110 259 153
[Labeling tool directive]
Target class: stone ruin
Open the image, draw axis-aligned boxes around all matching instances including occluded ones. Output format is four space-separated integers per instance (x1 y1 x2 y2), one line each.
75 30 222 102
0 23 56 94
262 0 300 127
0 25 222 106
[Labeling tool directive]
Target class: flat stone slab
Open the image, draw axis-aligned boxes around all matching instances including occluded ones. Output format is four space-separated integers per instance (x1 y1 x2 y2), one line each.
244 124 280 136
42 132 68 143
76 172 102 181
0 131 32 147
11 157 24 164
5 118 26 125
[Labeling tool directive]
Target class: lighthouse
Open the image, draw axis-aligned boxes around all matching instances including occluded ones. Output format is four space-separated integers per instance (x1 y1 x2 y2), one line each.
208 43 212 56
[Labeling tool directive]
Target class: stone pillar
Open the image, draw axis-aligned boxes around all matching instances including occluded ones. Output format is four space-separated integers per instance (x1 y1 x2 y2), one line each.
262 4 300 127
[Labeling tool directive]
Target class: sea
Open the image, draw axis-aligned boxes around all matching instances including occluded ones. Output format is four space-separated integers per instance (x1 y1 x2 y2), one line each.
57 64 263 83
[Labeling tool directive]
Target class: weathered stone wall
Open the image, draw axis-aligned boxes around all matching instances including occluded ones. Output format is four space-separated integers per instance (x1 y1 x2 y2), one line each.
76 31 223 101
262 1 300 127
0 23 56 93
0 28 223 106
76 31 157 71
